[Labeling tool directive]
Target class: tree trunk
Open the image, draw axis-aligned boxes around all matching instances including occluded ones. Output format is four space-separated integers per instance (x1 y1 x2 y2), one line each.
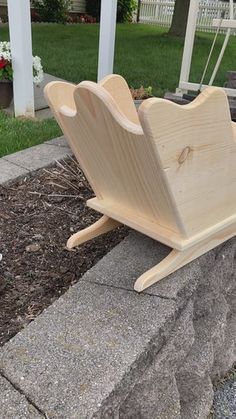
168 0 190 37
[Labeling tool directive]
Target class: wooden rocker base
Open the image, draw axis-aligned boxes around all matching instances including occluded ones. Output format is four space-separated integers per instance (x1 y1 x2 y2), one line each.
67 215 121 249
135 222 236 292
67 216 235 293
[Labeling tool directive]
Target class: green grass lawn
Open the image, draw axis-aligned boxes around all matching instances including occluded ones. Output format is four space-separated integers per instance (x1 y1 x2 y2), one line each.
0 112 61 157
0 23 235 157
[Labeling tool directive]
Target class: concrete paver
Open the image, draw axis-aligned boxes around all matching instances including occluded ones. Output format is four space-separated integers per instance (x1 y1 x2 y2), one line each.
0 375 43 418
0 157 29 185
3 141 72 174
0 281 175 418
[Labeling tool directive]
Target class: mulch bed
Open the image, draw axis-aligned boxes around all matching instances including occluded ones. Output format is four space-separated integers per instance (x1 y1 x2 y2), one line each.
0 158 128 346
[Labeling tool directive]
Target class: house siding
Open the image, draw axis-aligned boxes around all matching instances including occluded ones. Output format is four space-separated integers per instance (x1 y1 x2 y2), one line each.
71 0 86 13
0 0 86 13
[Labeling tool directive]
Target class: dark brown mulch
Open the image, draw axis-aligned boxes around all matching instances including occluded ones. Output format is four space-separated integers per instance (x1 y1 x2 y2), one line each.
0 159 128 346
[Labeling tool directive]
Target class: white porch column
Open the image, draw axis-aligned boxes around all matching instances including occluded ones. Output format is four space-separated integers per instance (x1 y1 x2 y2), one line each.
97 0 118 81
178 0 199 92
8 0 34 117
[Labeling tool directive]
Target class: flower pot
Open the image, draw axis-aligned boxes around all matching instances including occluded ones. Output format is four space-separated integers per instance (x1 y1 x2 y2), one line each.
0 80 13 108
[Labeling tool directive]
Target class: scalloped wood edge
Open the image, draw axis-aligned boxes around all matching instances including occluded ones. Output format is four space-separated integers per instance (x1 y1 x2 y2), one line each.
44 75 236 292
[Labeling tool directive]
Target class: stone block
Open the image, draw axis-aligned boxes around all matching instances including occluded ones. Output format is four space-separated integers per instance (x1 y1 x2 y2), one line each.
0 281 175 419
212 313 236 380
180 375 213 419
118 374 181 419
82 231 201 302
4 143 72 172
0 375 42 418
0 158 29 185
0 230 234 418
45 136 69 148
95 301 194 418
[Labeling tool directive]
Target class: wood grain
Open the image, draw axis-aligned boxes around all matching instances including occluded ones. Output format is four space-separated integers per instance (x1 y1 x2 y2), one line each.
67 215 121 249
44 75 236 291
139 87 236 236
134 220 236 292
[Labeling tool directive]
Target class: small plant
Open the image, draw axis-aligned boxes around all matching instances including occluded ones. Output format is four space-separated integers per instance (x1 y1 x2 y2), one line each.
0 42 13 81
0 41 44 83
32 0 71 24
130 85 153 100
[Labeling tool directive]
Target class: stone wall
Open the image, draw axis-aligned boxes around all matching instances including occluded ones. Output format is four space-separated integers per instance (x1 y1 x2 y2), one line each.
0 232 235 418
93 237 236 418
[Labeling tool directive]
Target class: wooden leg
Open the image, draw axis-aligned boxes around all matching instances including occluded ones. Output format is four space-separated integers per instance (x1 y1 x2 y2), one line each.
134 249 189 292
134 225 236 292
67 215 122 249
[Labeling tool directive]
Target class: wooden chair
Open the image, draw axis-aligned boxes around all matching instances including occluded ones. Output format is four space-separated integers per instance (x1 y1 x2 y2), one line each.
44 75 236 292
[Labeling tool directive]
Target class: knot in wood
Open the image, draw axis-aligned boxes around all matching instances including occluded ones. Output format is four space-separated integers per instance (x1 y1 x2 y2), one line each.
178 146 192 165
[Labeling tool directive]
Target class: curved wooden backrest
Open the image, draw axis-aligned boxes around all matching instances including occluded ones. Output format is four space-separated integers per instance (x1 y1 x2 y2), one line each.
99 74 140 125
45 78 184 236
139 87 236 236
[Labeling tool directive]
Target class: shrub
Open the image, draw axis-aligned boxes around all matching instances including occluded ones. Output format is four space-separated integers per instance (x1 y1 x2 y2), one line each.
85 0 137 23
31 0 71 24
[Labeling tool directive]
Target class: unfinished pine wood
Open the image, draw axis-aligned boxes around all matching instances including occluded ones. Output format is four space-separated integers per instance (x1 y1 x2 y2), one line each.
139 87 236 236
134 220 236 292
44 75 236 292
87 197 236 251
99 74 140 125
67 215 121 249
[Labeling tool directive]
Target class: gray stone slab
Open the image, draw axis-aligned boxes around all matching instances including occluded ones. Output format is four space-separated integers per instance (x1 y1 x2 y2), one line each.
45 136 69 148
4 143 73 172
0 281 175 419
0 157 29 185
0 375 43 418
34 107 53 120
81 231 201 301
6 73 66 116
116 303 194 419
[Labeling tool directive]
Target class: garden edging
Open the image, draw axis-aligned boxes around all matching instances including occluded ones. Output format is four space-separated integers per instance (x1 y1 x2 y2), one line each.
0 230 235 418
0 136 72 185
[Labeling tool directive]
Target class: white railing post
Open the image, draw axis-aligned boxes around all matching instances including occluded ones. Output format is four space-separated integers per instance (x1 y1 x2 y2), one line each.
155 1 160 23
178 0 199 93
8 0 34 117
97 0 118 81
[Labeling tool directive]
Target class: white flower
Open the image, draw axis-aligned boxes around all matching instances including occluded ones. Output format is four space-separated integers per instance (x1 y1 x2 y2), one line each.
33 55 44 84
0 41 11 61
0 41 44 84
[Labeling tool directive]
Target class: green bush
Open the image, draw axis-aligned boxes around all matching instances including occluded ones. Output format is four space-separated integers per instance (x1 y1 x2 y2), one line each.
85 0 137 23
31 0 71 23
